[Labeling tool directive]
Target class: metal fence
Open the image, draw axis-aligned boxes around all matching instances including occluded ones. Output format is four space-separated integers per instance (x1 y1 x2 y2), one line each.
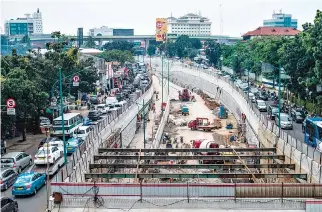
52 79 154 183
51 182 322 198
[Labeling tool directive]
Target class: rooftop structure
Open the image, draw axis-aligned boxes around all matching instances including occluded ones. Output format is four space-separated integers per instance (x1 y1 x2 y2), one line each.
242 26 300 40
264 10 298 29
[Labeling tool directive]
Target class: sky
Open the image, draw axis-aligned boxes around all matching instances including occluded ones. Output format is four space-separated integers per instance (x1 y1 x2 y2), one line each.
1 0 321 37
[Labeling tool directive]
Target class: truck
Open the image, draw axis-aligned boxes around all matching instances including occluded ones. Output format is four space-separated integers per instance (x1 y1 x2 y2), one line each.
192 139 223 164
188 117 216 131
32 155 65 176
178 89 190 101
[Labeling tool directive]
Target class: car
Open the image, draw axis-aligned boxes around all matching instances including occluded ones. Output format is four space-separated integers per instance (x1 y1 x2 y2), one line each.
74 126 91 141
275 113 293 130
255 100 267 112
89 95 99 104
34 145 62 165
39 117 51 126
246 92 256 103
1 197 18 212
66 137 84 154
12 172 46 196
88 110 102 121
250 87 259 95
1 139 6 154
96 104 109 114
290 108 306 123
88 121 99 130
258 92 269 101
1 152 33 173
268 105 279 120
82 117 91 126
38 137 62 149
0 168 18 190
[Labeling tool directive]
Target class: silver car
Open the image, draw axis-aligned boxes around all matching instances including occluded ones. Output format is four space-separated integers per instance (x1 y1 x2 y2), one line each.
0 168 18 190
0 152 33 173
275 113 293 130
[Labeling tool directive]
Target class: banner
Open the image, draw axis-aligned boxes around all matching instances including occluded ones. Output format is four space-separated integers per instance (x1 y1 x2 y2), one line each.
156 18 168 42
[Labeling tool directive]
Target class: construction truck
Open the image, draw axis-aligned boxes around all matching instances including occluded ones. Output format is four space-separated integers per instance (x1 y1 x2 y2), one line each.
188 117 218 131
178 89 190 101
192 139 223 164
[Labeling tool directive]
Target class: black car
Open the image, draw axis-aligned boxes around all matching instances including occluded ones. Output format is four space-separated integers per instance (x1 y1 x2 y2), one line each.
89 95 99 104
1 197 18 212
267 105 279 120
38 137 61 149
258 92 269 101
88 110 102 121
290 108 306 123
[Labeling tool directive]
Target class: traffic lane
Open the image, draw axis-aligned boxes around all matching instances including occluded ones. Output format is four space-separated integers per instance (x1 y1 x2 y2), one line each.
250 99 304 142
1 183 47 212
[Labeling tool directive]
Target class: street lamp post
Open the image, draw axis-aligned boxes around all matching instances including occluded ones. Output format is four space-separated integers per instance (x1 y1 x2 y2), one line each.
59 68 67 164
161 55 164 104
247 69 250 101
143 99 146 149
278 66 282 138
167 58 170 94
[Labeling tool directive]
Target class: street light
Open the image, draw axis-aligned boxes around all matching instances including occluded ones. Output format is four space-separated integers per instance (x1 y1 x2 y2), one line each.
161 54 164 104
58 68 67 164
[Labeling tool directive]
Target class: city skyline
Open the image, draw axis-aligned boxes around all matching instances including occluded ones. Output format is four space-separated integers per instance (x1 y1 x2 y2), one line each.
1 0 321 36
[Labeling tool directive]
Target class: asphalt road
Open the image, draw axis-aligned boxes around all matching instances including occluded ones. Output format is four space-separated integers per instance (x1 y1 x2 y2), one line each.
1 138 47 212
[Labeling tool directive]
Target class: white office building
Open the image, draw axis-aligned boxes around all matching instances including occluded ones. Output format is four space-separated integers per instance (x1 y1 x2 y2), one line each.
4 8 43 36
89 26 113 36
167 13 212 36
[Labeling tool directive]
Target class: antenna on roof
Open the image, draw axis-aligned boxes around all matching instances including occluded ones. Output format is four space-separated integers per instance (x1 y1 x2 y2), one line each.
171 12 172 18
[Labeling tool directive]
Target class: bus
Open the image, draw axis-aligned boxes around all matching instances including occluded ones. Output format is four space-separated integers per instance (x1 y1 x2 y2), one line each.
304 116 322 150
52 113 83 138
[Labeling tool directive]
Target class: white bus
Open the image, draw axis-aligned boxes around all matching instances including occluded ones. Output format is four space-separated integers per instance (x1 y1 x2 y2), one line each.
52 113 83 138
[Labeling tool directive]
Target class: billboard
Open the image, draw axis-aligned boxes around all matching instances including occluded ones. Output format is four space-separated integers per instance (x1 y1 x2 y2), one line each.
156 18 168 42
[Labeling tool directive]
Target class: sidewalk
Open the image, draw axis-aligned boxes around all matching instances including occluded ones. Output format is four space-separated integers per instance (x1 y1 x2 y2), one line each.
4 133 44 153
129 75 165 149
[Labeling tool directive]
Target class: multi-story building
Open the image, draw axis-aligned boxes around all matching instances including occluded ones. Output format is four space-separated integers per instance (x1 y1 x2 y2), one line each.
4 8 43 36
263 10 298 29
89 26 134 36
167 13 212 36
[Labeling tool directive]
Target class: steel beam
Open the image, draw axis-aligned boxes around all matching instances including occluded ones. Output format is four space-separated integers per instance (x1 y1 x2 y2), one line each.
89 163 296 170
93 155 285 161
98 148 276 153
85 173 307 180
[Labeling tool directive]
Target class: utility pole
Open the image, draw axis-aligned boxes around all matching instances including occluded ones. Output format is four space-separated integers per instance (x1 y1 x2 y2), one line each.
247 70 250 101
278 66 281 138
45 129 50 211
168 58 170 94
59 68 67 164
161 55 164 104
143 99 146 149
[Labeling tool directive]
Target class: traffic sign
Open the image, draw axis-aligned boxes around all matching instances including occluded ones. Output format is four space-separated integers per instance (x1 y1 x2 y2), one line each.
7 108 16 115
73 75 80 82
73 81 79 87
6 98 16 108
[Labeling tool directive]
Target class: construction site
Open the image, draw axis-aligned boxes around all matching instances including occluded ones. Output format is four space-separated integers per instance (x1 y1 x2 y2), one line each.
85 80 307 185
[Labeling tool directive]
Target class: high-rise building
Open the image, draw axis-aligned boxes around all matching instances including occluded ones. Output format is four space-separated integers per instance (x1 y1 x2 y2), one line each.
77 28 84 47
167 13 212 36
4 8 43 36
89 26 134 36
263 10 298 29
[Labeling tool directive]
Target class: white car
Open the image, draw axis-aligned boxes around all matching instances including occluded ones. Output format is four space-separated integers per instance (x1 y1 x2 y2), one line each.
74 126 90 141
97 104 109 114
34 145 61 165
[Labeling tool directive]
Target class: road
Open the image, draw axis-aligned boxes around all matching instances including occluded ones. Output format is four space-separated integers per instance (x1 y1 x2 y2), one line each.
1 136 47 212
152 57 305 144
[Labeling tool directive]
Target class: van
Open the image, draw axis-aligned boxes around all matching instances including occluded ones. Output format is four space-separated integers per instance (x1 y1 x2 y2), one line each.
114 101 127 109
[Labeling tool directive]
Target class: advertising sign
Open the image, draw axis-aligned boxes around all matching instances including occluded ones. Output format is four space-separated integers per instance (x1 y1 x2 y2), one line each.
156 18 168 42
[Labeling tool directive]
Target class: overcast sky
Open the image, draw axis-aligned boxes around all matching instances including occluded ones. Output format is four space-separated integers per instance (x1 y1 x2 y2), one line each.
1 0 321 37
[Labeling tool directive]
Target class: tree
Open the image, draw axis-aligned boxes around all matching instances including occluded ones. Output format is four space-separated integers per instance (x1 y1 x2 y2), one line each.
175 35 192 58
99 50 134 65
102 41 134 52
185 48 198 60
1 68 49 141
147 45 156 56
84 36 96 48
205 41 222 68
190 38 202 49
